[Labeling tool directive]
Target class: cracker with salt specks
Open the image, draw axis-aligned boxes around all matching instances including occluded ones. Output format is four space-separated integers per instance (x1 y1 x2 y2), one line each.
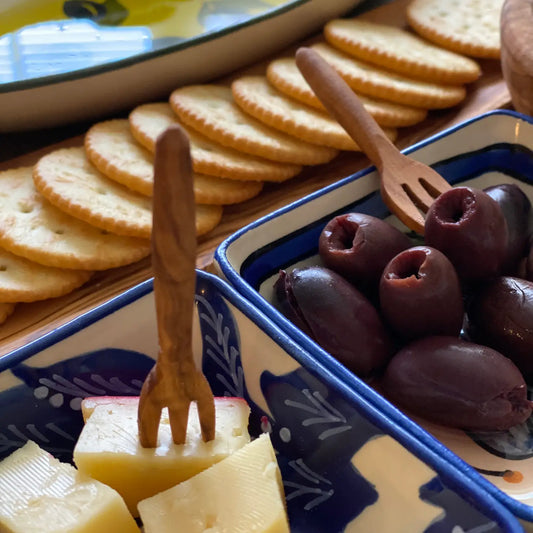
34 147 153 239
0 167 150 271
86 119 263 204
407 0 503 59
266 55 428 127
232 75 397 151
0 248 92 303
129 103 301 183
308 42 466 110
0 303 15 325
324 18 481 85
34 147 224 238
169 85 339 166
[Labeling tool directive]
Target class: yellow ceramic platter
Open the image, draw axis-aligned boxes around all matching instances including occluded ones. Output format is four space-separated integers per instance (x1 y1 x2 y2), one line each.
0 0 365 131
0 0 285 40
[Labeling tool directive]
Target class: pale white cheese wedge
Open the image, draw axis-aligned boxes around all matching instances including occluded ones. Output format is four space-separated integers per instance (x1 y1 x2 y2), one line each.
138 432 290 533
0 440 139 533
73 396 250 517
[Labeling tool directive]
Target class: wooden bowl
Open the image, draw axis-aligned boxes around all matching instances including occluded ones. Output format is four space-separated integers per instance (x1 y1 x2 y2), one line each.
501 0 533 116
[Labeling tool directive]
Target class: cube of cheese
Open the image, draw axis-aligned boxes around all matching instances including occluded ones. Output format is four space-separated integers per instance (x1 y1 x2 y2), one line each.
0 440 138 533
80 396 139 422
138 433 289 533
73 396 250 516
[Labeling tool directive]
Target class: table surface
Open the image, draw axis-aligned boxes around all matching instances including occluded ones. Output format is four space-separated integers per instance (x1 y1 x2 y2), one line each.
0 0 513 356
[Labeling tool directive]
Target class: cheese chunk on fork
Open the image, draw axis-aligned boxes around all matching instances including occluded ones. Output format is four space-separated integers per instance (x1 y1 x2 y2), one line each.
73 396 250 517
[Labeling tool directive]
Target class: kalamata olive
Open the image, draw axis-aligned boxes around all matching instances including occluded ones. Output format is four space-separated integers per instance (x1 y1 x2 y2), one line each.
379 246 464 340
273 269 314 339
521 235 533 281
425 186 508 281
484 183 531 274
318 212 411 293
527 239 533 281
467 276 533 378
382 336 532 431
273 266 395 377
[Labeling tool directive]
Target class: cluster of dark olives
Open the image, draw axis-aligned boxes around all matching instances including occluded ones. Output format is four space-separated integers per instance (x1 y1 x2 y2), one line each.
273 183 533 432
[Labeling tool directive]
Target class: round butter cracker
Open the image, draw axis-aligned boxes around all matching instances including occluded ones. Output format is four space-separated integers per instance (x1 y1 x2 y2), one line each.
407 0 503 59
0 167 150 271
266 55 428 126
169 85 339 166
0 248 92 303
129 102 178 153
85 119 155 196
195 204 223 237
87 119 263 204
324 18 481 85
129 103 302 183
232 75 397 151
34 147 152 239
193 174 263 205
308 42 466 109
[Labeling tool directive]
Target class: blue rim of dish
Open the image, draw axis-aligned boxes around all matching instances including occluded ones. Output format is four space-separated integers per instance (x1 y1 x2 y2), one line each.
1 0 333 93
0 268 523 531
214 108 533 522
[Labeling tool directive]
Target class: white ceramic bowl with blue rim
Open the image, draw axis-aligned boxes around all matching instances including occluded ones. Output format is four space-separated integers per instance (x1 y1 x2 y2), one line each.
0 269 522 532
214 109 533 528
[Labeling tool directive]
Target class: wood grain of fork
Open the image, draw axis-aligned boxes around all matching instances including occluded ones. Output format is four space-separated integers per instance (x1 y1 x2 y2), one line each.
137 124 215 448
295 46 451 235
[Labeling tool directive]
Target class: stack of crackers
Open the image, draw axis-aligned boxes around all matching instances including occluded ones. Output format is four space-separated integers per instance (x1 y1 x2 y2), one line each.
0 0 503 327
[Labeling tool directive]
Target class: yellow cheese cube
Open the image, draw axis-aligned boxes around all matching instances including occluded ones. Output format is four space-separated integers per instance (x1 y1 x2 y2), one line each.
73 396 250 516
0 440 139 533
138 433 290 533
80 395 139 422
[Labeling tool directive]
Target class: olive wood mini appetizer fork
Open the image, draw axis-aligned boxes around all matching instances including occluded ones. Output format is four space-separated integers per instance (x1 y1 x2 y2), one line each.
138 124 215 448
295 46 451 235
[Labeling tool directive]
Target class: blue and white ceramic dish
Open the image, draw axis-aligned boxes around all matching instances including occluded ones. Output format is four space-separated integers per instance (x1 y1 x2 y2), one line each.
0 0 365 132
214 109 533 529
0 269 522 532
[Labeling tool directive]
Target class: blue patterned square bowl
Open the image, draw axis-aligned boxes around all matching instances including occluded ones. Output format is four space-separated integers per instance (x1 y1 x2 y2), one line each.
0 269 522 532
214 109 533 529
